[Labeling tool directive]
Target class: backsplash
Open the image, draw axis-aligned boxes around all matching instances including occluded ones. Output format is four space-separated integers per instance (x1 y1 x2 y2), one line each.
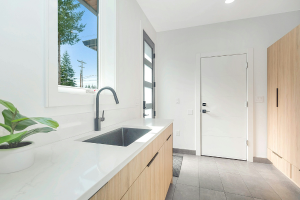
0 106 140 149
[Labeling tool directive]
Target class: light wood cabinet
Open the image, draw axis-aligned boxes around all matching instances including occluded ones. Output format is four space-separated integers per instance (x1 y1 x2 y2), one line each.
267 42 278 152
277 33 292 159
164 134 173 195
90 124 173 200
292 165 300 188
292 25 300 170
267 24 300 188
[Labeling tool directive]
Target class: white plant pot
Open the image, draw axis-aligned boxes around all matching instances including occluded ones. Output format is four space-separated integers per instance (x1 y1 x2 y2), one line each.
0 141 35 174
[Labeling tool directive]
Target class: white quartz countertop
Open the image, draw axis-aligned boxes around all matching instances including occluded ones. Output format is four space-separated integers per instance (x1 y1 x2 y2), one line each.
0 118 173 200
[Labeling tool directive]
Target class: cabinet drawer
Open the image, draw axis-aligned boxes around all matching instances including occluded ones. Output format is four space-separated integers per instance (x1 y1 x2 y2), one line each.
152 124 173 155
277 157 291 178
267 148 272 162
270 151 291 178
292 165 300 188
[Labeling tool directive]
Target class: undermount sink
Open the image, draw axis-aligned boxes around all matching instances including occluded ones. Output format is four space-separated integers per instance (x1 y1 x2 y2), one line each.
83 127 152 147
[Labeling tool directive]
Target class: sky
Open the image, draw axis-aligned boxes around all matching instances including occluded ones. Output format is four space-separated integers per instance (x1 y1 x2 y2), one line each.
60 1 98 88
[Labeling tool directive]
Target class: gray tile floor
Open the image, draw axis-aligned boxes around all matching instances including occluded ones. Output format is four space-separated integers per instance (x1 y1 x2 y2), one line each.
165 154 300 200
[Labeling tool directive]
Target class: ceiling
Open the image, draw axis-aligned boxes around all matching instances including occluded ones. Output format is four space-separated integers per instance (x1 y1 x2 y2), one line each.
136 0 300 32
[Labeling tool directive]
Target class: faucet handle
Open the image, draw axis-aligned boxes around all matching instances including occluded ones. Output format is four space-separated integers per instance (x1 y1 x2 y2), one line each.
101 110 105 121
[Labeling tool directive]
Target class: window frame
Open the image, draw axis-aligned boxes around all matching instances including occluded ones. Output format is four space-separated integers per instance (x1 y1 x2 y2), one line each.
45 0 116 107
143 31 155 118
58 0 99 91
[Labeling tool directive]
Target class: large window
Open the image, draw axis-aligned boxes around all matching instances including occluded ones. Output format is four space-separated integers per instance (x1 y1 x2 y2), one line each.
58 0 98 89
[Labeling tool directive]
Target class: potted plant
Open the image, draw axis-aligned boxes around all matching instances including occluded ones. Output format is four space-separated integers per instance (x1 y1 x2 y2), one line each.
0 99 59 173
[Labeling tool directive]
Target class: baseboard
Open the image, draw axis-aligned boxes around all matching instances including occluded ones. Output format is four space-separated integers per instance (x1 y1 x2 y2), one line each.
173 148 196 155
253 157 272 164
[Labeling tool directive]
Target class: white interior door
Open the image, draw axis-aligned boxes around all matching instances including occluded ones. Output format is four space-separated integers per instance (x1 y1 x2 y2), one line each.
201 54 247 160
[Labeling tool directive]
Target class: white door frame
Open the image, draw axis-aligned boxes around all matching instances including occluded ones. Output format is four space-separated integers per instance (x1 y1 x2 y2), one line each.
195 49 254 162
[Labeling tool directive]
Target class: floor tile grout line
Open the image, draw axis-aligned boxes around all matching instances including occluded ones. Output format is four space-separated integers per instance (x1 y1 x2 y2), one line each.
238 171 255 199
224 192 255 199
256 169 283 200
216 160 227 200
180 155 295 200
171 181 177 200
240 167 283 200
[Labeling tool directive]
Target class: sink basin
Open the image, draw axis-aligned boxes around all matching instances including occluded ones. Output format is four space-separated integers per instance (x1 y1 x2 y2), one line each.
83 127 152 147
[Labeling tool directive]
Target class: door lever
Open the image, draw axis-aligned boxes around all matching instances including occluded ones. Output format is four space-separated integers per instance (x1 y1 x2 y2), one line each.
202 109 210 113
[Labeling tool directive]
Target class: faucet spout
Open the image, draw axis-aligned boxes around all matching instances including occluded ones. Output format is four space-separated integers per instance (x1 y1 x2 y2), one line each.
95 86 119 131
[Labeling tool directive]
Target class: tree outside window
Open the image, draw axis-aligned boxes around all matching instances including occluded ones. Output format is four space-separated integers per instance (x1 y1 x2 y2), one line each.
58 0 98 88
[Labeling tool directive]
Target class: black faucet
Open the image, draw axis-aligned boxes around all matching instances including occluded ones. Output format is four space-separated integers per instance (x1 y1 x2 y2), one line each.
95 86 119 131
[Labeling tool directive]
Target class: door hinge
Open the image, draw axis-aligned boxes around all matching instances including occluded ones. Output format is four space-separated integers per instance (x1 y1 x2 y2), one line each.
153 82 156 87
154 111 156 116
153 53 155 59
246 62 248 69
245 101 248 107
246 140 249 146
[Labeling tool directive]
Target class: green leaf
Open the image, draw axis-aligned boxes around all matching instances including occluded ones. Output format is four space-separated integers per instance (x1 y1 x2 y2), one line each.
0 131 27 145
19 127 55 142
12 117 59 129
0 123 12 133
0 127 55 145
0 99 17 113
2 110 36 131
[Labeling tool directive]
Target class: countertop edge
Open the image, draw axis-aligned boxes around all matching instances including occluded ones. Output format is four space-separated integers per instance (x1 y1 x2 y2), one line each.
78 120 173 200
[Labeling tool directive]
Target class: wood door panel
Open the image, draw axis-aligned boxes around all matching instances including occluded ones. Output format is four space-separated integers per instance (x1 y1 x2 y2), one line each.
292 165 300 188
267 42 278 152
293 25 300 169
278 157 291 179
122 167 151 200
277 33 290 158
267 148 272 161
90 184 107 200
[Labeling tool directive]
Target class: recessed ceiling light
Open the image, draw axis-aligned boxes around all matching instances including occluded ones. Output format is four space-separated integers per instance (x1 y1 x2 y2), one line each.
225 0 235 4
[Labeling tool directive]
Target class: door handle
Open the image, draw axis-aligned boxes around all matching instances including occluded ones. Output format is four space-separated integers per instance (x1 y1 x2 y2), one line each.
147 152 159 167
276 88 278 107
167 135 171 141
143 113 149 117
202 109 210 113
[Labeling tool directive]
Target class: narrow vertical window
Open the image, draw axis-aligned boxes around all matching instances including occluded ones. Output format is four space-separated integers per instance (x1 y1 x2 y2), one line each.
58 0 98 89
143 31 155 118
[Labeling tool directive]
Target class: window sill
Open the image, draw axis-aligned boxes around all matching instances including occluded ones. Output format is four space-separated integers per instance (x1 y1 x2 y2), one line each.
58 85 97 95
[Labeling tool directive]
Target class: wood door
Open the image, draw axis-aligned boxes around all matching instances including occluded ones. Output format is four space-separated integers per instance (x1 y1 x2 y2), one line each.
90 184 107 200
267 42 278 152
121 166 151 200
277 33 291 158
292 165 300 188
292 25 300 169
163 137 169 198
164 133 173 194
158 145 165 200
149 149 163 200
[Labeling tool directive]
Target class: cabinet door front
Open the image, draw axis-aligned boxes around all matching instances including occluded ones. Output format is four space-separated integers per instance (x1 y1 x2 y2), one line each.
267 42 278 153
292 25 300 169
277 33 291 158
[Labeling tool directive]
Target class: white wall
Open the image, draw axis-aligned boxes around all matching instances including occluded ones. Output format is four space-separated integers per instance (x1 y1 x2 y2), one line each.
156 11 300 158
0 0 156 147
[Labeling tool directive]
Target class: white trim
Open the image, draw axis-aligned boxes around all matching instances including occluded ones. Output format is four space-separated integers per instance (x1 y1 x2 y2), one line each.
45 0 117 107
140 20 144 118
195 49 254 162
